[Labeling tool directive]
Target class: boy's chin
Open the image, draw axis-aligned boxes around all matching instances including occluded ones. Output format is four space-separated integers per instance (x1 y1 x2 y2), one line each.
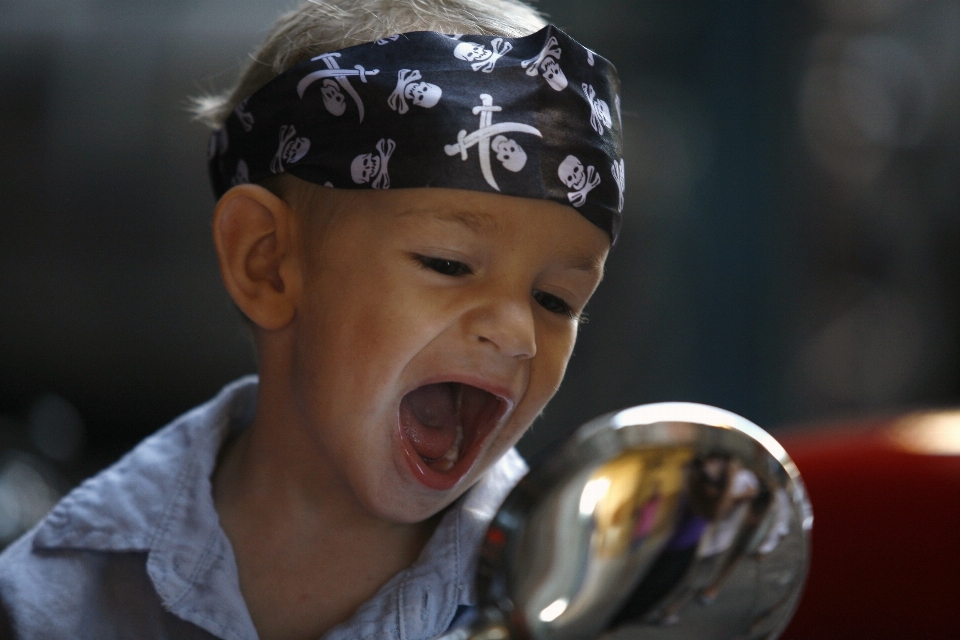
364 467 469 524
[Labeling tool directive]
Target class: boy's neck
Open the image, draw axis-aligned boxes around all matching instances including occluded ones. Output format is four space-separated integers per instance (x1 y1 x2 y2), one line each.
212 370 441 640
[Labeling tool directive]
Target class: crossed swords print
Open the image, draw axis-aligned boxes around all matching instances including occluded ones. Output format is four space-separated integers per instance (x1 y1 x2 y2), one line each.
444 94 542 191
297 53 380 122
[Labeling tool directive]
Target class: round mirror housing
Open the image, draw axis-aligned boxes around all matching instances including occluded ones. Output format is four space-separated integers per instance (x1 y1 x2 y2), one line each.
460 403 811 640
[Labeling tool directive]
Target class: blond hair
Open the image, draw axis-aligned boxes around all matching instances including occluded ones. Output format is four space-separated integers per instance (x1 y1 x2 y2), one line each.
191 0 546 129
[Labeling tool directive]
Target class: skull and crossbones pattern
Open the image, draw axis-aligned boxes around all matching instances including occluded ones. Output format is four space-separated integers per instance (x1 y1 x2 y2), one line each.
270 125 311 174
297 52 380 122
453 38 512 73
351 138 395 189
558 155 601 208
231 159 250 187
611 158 625 213
387 69 443 114
520 36 568 91
583 83 612 136
210 26 625 241
444 94 542 191
234 99 255 132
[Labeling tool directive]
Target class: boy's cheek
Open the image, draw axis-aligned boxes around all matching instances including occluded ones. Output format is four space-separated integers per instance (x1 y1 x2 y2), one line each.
523 332 577 415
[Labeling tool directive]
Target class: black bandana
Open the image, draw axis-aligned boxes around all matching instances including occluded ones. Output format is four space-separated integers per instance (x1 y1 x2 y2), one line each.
208 25 624 242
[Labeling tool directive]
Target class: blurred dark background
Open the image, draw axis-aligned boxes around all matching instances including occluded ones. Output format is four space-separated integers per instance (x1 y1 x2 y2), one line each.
1 0 959 545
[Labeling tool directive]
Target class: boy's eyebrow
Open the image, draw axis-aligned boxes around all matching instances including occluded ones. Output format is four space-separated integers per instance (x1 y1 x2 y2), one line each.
565 254 606 276
397 208 501 234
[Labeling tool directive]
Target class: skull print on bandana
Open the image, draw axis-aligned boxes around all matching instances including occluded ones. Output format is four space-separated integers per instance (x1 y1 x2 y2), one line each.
387 69 442 114
209 25 625 243
453 38 512 73
270 125 310 174
235 99 255 132
583 83 612 136
318 80 346 116
232 159 250 186
558 154 601 208
351 138 395 189
520 36 567 91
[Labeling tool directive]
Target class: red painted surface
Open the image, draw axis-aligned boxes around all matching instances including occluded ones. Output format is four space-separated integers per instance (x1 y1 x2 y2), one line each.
778 419 960 639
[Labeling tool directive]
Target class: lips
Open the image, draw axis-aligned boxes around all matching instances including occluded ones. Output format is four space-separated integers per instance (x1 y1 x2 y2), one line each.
399 381 509 490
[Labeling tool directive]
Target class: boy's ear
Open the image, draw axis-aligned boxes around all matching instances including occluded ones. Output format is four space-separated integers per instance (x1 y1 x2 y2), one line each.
212 184 301 331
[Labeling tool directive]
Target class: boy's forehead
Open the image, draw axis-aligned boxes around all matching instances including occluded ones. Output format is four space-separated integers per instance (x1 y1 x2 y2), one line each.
386 192 609 272
209 25 625 244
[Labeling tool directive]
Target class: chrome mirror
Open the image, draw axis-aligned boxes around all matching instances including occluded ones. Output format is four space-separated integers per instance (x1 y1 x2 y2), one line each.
444 403 812 640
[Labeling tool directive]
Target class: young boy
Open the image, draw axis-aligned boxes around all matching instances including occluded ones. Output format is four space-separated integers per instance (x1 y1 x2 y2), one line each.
0 1 623 638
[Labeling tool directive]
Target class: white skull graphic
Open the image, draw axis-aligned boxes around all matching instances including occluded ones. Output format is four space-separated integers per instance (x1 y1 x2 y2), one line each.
454 42 492 62
351 153 381 184
405 81 442 108
595 99 612 130
540 57 568 91
282 137 310 165
558 155 586 190
231 159 249 186
235 99 255 132
320 79 346 116
270 125 310 174
491 136 527 173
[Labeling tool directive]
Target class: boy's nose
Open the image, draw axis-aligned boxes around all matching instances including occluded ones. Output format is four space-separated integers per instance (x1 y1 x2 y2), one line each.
463 295 537 360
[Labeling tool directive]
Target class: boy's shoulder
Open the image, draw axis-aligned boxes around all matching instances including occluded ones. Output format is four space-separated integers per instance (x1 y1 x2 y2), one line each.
23 375 258 552
0 527 218 639
0 377 260 640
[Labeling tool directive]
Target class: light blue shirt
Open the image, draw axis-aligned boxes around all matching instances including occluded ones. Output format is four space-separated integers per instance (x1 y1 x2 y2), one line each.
0 377 527 639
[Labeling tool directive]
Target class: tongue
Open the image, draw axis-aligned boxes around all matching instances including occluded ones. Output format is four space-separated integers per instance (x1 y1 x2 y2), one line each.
400 383 461 461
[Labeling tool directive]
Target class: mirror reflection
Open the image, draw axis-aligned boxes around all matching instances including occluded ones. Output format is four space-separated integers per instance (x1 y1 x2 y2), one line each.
465 403 811 640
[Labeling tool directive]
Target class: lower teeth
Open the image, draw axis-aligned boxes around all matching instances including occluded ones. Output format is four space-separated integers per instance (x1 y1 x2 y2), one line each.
433 423 463 472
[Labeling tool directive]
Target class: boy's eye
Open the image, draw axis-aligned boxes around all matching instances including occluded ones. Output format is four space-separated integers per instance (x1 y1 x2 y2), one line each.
533 290 577 320
416 255 472 277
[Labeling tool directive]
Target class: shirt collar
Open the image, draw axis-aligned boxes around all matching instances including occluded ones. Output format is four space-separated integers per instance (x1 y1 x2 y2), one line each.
32 376 527 640
34 376 260 640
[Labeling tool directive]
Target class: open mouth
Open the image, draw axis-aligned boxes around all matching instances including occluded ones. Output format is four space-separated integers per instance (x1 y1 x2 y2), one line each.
399 382 508 490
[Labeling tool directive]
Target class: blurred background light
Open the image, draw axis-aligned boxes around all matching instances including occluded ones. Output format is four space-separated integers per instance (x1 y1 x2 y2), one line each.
0 452 63 546
28 393 85 463
890 409 960 455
